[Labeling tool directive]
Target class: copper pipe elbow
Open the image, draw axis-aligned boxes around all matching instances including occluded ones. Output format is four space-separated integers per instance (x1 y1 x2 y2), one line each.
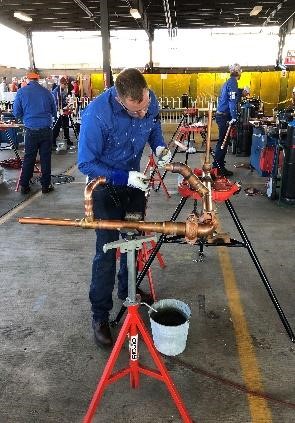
165 162 209 197
84 177 107 221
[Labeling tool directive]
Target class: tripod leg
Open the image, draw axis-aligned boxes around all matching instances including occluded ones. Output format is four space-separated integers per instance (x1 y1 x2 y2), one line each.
134 311 193 422
111 197 188 326
225 199 295 342
83 312 133 423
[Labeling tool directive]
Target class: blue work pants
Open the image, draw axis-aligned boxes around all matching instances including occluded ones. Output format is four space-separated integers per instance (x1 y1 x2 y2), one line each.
213 114 230 169
20 127 52 188
90 185 146 323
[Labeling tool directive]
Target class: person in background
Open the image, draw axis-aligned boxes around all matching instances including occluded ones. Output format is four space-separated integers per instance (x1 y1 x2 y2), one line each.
71 79 80 97
78 68 172 348
0 77 9 98
13 71 57 194
52 76 73 149
18 76 28 89
239 85 250 100
9 77 18 92
213 63 242 176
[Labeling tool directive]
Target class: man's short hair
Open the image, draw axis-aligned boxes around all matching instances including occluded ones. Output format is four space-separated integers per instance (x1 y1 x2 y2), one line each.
229 63 242 76
59 77 67 84
115 68 148 102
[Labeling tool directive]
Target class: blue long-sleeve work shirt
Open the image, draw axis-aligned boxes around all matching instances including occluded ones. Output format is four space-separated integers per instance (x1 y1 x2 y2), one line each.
13 81 57 128
78 86 166 183
217 76 239 119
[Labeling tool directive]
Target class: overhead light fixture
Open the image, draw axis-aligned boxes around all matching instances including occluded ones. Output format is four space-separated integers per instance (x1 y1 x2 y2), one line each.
130 8 141 19
14 11 32 22
250 5 263 16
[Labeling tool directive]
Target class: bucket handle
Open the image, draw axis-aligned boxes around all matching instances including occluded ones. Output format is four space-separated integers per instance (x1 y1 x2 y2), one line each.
141 302 158 313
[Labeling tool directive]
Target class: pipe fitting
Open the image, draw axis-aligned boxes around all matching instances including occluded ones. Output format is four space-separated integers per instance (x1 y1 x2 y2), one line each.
164 162 209 197
84 177 106 221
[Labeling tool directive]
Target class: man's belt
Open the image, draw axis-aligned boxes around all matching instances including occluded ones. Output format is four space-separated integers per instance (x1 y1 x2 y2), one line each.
216 111 228 115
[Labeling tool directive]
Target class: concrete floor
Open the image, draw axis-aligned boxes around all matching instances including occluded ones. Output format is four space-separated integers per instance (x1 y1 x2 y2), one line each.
0 126 295 423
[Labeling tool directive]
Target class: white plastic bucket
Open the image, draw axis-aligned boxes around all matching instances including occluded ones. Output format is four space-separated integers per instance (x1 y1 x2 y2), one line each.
149 299 191 356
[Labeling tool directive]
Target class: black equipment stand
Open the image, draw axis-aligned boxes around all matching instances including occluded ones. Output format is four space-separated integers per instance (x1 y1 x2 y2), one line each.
111 191 295 343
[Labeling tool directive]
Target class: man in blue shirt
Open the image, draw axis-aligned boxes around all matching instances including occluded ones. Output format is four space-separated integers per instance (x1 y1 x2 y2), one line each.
213 63 242 176
13 71 57 194
78 68 171 348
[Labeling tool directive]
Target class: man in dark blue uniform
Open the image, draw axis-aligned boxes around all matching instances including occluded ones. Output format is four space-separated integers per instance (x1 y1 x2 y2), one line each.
52 77 73 149
213 63 242 176
78 68 171 348
13 71 57 194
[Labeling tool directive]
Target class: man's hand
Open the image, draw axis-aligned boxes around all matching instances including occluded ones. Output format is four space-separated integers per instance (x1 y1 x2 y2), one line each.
156 146 172 167
228 118 236 126
127 171 149 192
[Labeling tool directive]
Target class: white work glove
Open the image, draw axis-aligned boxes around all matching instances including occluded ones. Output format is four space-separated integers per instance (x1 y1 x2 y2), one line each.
228 119 236 125
156 146 172 168
127 171 149 192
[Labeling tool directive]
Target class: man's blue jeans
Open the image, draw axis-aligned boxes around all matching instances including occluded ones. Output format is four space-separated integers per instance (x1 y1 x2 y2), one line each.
213 114 230 169
90 185 146 323
20 127 53 188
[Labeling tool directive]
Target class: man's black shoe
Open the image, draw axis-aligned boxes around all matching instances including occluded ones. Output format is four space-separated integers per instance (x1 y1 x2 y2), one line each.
136 288 154 305
42 184 54 194
92 321 113 348
218 167 233 177
20 186 31 194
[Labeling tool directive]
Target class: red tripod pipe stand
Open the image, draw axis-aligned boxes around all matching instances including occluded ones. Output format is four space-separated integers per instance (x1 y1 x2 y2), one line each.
83 234 193 423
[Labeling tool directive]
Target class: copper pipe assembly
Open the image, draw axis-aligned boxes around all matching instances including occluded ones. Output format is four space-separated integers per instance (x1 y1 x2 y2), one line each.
19 161 217 243
164 162 209 197
19 216 216 242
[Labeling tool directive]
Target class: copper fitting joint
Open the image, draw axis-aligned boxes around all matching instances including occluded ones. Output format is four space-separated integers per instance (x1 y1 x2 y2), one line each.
165 162 209 197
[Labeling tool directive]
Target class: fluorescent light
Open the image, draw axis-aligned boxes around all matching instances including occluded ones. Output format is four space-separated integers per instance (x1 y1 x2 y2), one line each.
14 11 32 22
130 8 141 19
250 5 263 16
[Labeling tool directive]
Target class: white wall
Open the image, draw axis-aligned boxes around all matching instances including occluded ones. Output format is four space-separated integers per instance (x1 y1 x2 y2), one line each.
153 27 280 67
0 24 294 70
0 24 29 68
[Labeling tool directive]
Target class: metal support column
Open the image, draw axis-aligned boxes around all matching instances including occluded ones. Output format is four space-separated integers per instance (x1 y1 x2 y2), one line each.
100 0 113 88
26 30 36 71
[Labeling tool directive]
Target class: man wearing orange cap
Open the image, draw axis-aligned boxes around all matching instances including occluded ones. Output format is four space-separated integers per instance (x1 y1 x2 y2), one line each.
13 71 57 194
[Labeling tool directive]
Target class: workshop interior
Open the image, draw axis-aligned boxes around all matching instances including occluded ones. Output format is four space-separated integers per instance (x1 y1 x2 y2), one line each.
0 1 295 423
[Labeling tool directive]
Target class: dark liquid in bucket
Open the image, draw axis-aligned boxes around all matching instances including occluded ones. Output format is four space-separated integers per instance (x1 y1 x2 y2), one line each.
151 307 187 326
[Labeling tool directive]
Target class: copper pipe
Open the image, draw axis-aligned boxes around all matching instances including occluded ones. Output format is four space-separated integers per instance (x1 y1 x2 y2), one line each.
164 162 209 197
19 216 216 242
204 102 213 168
84 177 106 221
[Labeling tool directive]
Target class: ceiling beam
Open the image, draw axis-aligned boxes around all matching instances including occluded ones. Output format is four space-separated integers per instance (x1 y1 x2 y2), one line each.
0 16 27 36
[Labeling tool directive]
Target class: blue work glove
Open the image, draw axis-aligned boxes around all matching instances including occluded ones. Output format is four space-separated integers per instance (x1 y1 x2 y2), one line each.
228 119 236 126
